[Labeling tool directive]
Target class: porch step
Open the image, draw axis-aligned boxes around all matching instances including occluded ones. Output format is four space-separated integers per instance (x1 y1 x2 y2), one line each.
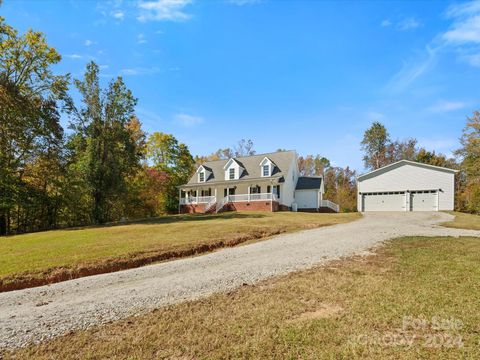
205 203 217 214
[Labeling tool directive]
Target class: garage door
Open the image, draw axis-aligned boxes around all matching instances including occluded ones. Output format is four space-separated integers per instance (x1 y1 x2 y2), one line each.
362 192 405 211
410 190 437 211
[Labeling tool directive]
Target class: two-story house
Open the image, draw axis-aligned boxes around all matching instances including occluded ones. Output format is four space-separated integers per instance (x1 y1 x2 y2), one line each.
178 150 339 213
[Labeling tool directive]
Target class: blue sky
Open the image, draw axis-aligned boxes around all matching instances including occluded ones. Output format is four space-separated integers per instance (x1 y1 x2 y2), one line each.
2 0 480 170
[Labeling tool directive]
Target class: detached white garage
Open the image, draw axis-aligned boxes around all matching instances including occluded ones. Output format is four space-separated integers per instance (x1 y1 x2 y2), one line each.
357 160 457 212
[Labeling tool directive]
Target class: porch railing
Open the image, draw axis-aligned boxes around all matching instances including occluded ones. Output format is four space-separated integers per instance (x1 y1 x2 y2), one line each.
226 193 278 202
319 199 340 213
215 193 279 213
180 196 216 205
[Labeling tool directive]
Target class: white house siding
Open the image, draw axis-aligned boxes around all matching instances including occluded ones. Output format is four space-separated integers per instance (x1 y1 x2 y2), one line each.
282 156 299 207
295 190 319 209
357 163 455 212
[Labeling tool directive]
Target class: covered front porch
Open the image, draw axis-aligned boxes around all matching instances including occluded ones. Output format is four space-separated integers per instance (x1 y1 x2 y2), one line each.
179 180 283 213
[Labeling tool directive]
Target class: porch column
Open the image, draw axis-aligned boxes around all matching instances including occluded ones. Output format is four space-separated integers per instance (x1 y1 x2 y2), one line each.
178 188 181 214
270 182 273 211
248 186 250 201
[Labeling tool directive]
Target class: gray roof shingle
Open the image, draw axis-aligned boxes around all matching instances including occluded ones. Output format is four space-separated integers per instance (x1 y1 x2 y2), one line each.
295 176 322 190
182 150 296 187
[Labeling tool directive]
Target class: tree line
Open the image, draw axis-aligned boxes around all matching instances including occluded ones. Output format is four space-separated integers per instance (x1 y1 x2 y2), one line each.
0 17 195 235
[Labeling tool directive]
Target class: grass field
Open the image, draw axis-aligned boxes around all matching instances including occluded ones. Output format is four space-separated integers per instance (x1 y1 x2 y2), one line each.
7 235 480 359
0 212 360 290
442 211 480 230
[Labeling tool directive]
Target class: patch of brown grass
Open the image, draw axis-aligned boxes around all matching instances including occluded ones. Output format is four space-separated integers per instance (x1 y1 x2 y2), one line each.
5 236 480 359
289 303 344 322
442 211 480 230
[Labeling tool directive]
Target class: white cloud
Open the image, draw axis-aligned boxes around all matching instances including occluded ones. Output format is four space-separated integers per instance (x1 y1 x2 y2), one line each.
137 0 192 22
427 100 466 113
112 10 125 20
137 33 147 44
65 53 97 61
386 2 480 92
65 54 83 59
386 46 438 93
443 3 480 44
84 40 97 46
445 1 480 19
445 15 480 43
439 2 480 67
381 19 392 27
381 17 421 30
397 17 421 31
96 0 127 21
120 67 160 76
174 113 204 127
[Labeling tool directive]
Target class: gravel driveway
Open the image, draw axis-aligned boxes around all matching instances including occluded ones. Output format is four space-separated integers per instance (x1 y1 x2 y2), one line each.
1 212 479 349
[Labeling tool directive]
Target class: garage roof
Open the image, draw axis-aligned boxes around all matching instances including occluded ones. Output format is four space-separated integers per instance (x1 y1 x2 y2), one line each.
295 176 322 190
357 160 458 181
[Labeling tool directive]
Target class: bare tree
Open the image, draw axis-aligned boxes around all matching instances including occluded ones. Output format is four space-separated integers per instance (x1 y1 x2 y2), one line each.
234 139 255 157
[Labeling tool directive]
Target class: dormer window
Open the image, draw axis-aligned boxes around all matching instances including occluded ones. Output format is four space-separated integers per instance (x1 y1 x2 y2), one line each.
263 164 270 177
196 165 211 183
224 158 243 180
260 157 275 178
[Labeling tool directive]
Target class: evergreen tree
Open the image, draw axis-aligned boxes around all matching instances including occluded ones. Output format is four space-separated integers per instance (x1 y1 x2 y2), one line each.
70 62 142 224
361 122 390 170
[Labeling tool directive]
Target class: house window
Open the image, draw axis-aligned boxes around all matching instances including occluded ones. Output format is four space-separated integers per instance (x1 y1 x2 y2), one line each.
199 172 205 182
224 188 235 196
229 168 235 180
250 185 261 194
263 164 270 177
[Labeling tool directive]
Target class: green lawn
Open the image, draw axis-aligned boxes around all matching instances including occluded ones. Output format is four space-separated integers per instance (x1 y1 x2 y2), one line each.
442 211 480 230
0 212 360 289
8 236 480 359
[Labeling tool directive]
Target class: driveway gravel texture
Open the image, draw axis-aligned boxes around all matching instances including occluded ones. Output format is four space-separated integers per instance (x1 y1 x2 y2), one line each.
1 212 479 350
